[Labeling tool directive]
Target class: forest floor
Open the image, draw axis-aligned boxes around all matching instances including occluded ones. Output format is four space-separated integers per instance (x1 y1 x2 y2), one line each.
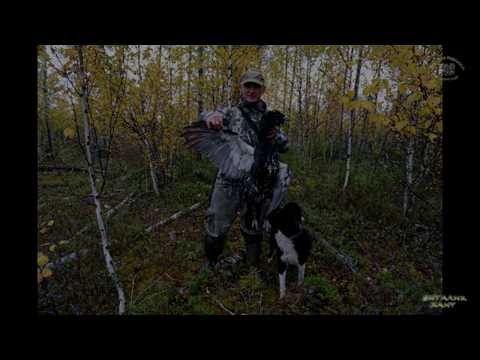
37 145 443 315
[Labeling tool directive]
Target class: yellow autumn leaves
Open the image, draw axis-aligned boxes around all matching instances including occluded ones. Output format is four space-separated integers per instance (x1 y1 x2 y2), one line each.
341 75 441 142
368 113 389 126
37 252 53 283
362 79 390 97
37 218 71 284
38 252 48 267
64 127 75 139
37 241 69 284
39 219 55 234
341 98 376 113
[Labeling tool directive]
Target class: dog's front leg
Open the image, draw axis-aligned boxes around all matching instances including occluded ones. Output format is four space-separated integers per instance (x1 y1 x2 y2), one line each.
267 225 275 264
278 260 287 299
297 263 305 286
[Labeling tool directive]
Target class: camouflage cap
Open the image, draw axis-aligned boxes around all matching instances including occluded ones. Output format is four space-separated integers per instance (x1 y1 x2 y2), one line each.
240 70 265 87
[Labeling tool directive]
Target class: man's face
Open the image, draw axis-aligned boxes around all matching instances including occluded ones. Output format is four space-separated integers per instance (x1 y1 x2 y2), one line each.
240 82 265 103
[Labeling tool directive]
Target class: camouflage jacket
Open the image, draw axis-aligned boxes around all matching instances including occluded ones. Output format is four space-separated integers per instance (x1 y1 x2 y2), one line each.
197 99 292 214
200 99 288 151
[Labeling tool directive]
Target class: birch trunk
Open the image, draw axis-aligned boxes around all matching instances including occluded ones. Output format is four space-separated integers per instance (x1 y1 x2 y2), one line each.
419 138 430 186
303 51 312 163
138 46 162 194
42 53 54 158
403 114 417 216
312 65 323 131
143 138 160 195
158 45 162 71
76 45 126 315
186 46 192 115
343 47 363 191
287 47 299 141
296 53 304 149
336 47 352 159
197 46 204 118
282 46 289 114
168 46 174 104
361 61 382 155
226 45 233 108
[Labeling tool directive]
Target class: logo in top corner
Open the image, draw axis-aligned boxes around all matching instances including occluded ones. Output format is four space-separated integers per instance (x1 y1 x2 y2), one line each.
440 56 464 81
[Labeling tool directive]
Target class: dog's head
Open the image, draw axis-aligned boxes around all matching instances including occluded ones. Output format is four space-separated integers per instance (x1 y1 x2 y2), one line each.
268 202 304 234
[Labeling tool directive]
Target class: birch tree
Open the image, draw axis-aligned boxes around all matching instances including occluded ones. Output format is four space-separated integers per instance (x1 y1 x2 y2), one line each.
76 45 126 314
122 45 166 195
342 46 364 191
39 46 54 159
197 45 204 118
226 45 233 107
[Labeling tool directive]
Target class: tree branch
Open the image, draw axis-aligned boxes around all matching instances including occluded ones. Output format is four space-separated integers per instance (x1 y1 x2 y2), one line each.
313 231 359 273
146 202 203 233
70 192 137 240
38 165 90 173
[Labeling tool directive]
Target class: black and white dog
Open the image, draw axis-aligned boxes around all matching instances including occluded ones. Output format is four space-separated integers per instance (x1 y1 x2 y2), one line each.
266 202 313 299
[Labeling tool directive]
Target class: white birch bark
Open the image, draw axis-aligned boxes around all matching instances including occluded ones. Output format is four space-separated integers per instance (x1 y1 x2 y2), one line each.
403 117 416 216
146 202 202 232
186 46 192 114
142 135 160 196
287 47 299 142
168 46 174 104
343 47 363 191
226 45 233 108
197 46 204 117
403 136 415 216
296 54 304 149
149 157 160 195
282 46 289 114
337 47 351 156
41 51 54 157
137 46 162 195
303 51 312 162
76 45 126 315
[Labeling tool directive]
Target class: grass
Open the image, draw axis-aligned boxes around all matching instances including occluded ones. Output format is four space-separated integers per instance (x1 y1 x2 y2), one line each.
37 145 443 315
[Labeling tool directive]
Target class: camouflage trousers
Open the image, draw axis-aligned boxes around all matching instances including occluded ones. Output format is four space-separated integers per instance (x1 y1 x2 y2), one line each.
205 163 291 239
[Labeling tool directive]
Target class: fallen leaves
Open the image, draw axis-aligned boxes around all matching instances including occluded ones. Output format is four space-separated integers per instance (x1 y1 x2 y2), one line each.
37 252 54 284
38 252 49 267
41 268 53 278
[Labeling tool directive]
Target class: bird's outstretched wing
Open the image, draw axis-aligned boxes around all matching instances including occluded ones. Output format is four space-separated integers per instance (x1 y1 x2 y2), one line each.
182 121 255 180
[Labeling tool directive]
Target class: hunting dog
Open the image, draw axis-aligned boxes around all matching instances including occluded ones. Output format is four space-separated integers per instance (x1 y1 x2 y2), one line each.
266 202 313 299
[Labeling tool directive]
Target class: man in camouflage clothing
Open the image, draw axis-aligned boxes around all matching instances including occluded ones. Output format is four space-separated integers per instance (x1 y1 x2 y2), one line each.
199 70 291 268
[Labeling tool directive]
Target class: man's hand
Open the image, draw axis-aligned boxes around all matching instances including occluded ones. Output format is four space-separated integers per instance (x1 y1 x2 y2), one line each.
205 112 224 130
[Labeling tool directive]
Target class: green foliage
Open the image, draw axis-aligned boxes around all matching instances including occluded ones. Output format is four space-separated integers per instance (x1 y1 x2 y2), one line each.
377 269 396 290
128 287 170 314
238 269 263 293
187 268 212 296
186 296 218 315
39 174 66 187
304 275 339 302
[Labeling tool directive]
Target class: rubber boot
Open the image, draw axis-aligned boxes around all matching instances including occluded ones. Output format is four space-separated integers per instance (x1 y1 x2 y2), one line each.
204 234 225 268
